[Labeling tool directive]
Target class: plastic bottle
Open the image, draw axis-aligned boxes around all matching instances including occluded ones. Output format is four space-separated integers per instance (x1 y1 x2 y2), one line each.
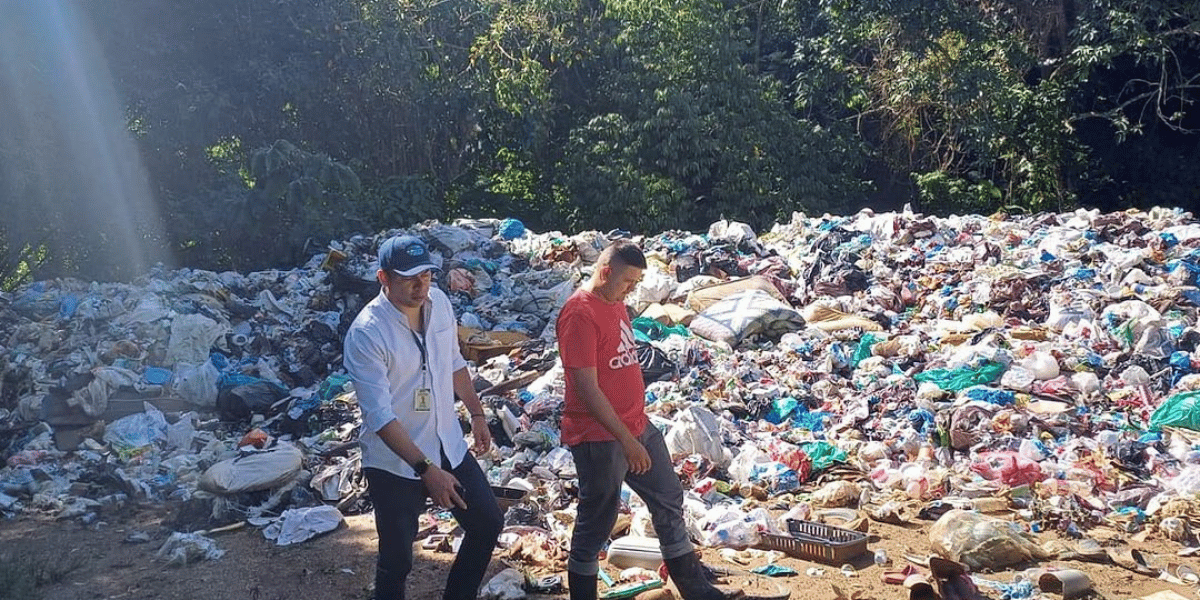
708 519 758 548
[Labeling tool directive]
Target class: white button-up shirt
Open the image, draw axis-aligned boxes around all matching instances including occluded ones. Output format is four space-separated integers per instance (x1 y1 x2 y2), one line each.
343 287 469 478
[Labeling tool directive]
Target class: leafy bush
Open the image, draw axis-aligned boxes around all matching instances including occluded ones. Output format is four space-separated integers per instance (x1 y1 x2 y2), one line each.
914 171 1003 215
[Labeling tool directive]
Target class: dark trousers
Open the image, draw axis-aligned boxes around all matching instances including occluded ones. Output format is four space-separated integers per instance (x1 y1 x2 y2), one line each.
566 424 694 576
364 454 503 600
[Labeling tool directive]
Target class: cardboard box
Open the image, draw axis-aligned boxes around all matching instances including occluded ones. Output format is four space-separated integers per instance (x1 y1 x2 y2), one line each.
457 326 530 363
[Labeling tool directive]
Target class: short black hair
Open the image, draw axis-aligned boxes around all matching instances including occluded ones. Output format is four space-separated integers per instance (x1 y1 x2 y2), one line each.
601 240 646 269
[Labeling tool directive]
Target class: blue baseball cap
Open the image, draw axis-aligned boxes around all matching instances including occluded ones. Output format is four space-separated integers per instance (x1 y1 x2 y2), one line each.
378 235 439 277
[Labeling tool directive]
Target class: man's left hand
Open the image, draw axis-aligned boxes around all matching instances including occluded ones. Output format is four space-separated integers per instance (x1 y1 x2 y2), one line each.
471 416 492 454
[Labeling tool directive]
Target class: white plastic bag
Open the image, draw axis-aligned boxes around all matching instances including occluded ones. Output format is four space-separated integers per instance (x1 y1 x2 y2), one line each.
708 219 759 249
199 444 304 495
664 405 731 469
728 444 768 484
173 360 220 408
479 568 526 600
698 505 762 548
166 313 227 366
259 505 345 546
156 532 225 566
103 403 168 454
165 412 198 451
630 269 677 314
72 366 140 417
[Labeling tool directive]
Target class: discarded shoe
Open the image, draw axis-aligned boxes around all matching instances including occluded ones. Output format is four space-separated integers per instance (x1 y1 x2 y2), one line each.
904 573 939 600
1108 548 1160 577
929 557 983 600
882 565 920 585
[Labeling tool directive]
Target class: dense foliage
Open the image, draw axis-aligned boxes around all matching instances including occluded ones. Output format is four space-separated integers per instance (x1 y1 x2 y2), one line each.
0 0 1196 282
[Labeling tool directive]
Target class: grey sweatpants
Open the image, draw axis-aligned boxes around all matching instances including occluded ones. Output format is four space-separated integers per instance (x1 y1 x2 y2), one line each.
567 424 695 576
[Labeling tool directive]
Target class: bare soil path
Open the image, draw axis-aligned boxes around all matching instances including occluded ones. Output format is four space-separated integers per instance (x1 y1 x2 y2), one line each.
1 502 1194 600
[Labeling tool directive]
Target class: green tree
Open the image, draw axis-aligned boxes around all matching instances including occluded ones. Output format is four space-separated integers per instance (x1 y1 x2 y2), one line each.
469 0 865 234
790 0 1200 215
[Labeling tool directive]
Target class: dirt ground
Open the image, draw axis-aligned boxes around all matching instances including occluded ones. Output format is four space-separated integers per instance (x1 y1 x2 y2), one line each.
2 500 1198 600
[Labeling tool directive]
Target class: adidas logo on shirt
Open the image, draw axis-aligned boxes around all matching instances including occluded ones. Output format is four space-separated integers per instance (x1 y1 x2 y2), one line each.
608 321 639 370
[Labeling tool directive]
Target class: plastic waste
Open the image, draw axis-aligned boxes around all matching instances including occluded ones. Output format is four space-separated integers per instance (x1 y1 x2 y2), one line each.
971 451 1045 486
699 505 763 549
1018 352 1060 380
913 361 1006 392
155 532 225 566
257 505 345 546
749 461 801 495
929 509 1050 571
103 403 169 457
811 480 859 508
1149 390 1200 431
165 412 198 451
607 535 664 569
198 443 304 495
498 218 525 240
479 567 526 600
664 405 731 468
173 360 220 407
310 455 362 502
166 313 227 366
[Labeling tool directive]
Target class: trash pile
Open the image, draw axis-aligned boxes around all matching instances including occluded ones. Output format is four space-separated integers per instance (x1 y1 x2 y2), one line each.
3 208 1200 597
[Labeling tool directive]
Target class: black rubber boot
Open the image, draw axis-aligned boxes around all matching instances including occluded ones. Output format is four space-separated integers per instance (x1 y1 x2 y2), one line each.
664 552 744 600
568 570 597 600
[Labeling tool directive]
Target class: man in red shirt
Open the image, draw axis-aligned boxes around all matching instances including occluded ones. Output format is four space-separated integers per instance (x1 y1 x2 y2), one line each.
557 240 739 600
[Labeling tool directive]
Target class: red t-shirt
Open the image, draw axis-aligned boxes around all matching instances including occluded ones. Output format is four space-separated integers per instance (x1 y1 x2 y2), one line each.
556 288 648 445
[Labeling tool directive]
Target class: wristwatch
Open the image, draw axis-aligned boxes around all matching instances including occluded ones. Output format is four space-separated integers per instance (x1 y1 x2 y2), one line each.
411 457 434 476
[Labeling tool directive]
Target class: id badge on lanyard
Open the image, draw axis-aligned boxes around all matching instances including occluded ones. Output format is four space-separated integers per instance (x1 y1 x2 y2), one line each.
411 328 432 412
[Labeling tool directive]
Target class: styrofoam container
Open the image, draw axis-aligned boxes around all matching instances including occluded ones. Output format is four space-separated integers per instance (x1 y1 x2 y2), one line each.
606 535 663 570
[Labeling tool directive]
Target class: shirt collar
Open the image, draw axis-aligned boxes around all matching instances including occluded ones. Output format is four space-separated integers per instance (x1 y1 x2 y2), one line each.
375 290 430 330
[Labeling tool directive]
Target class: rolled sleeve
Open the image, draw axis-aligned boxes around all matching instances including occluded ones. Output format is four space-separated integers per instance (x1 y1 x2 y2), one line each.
343 326 396 434
438 293 470 372
450 330 468 372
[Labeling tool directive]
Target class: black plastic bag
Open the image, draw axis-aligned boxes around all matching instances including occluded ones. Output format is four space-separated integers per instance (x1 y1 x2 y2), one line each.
636 341 677 383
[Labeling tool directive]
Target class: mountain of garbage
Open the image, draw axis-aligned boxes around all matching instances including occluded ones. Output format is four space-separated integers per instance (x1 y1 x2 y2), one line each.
3 206 1200 580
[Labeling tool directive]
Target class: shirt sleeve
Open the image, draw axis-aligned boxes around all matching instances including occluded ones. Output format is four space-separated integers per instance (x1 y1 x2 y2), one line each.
343 324 396 434
557 306 599 369
440 293 468 373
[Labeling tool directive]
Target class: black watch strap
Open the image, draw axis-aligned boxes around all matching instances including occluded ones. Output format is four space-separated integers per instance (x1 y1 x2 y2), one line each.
412 457 433 476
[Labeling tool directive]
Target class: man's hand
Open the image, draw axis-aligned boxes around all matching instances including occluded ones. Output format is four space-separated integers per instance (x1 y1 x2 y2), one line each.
423 467 467 509
471 415 492 454
622 438 651 474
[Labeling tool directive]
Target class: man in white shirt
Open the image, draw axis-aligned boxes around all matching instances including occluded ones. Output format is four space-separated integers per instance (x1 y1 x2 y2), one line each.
344 234 502 600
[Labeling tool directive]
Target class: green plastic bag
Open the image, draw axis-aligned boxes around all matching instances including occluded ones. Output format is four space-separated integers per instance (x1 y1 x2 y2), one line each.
913 361 1006 392
800 440 847 471
1150 390 1200 431
632 316 690 342
852 333 880 367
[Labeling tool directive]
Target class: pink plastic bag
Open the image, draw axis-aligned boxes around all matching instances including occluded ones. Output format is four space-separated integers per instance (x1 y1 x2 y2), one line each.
970 451 1044 486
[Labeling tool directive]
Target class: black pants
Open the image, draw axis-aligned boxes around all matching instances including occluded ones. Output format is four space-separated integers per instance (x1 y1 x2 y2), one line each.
364 454 503 600
567 425 693 576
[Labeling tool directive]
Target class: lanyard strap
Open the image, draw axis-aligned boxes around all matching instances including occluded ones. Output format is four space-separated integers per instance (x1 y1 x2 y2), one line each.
410 328 428 373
